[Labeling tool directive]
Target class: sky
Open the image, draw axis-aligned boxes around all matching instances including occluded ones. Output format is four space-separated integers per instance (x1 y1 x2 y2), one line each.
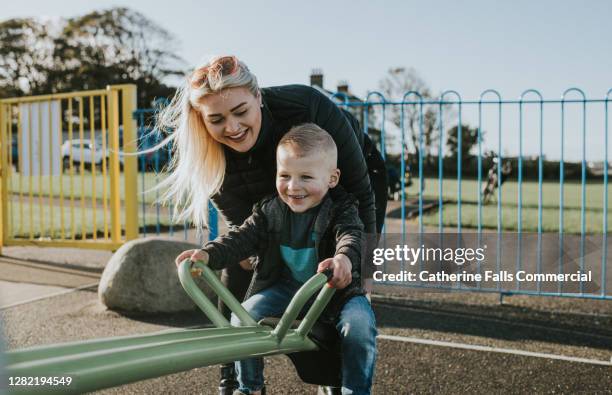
2 0 611 160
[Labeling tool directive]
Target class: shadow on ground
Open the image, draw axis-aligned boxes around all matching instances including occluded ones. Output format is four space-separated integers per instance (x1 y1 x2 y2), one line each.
373 297 612 352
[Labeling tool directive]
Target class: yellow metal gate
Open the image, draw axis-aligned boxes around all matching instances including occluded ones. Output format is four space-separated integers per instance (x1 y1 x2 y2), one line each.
0 85 139 251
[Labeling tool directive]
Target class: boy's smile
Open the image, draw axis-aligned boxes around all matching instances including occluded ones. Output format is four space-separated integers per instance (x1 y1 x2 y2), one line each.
276 146 340 213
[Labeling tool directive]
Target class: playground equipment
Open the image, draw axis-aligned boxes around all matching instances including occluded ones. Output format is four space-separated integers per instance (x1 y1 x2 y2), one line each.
4 261 338 394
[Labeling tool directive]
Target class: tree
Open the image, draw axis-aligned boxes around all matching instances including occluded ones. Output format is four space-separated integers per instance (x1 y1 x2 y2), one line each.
0 7 185 107
0 18 56 96
446 124 482 161
51 8 185 107
379 67 440 168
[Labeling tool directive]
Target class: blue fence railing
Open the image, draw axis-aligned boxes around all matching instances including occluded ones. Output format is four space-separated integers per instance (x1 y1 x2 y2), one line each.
133 88 612 300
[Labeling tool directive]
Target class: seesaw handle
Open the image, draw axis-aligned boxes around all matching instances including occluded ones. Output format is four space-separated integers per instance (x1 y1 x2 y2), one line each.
271 269 336 343
178 259 257 327
179 260 337 340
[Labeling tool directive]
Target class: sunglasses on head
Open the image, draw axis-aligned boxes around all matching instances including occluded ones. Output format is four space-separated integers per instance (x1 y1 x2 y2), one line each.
191 56 239 89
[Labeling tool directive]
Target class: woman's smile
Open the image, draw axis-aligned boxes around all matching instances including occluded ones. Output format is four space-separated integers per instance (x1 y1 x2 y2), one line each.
226 128 249 142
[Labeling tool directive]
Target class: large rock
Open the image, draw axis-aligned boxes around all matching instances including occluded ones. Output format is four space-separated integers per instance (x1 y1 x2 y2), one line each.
98 237 217 313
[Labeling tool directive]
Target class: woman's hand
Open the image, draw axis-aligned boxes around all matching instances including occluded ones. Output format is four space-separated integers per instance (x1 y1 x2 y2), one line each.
174 249 209 268
317 254 352 289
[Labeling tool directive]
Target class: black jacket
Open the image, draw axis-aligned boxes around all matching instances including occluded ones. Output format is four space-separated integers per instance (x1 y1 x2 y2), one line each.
210 84 377 236
203 187 365 320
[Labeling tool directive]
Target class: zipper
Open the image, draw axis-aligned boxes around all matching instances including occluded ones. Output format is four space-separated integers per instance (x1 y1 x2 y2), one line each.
243 269 257 301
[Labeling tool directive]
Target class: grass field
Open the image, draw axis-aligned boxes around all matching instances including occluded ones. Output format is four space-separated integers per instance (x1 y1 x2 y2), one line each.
7 171 171 238
8 170 167 205
6 201 176 239
6 171 612 235
404 177 611 233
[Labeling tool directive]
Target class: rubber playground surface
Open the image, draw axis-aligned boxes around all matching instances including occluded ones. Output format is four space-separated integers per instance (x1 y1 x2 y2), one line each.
1 245 611 394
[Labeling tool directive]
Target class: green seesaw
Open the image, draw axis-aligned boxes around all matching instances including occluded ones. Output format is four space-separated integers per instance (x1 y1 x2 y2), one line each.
4 260 339 394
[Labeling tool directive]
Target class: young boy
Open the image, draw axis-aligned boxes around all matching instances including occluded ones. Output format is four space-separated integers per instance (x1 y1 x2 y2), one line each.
176 123 377 395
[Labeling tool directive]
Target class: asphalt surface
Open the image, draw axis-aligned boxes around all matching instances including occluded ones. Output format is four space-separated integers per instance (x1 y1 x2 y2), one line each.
1 233 611 394
2 288 611 394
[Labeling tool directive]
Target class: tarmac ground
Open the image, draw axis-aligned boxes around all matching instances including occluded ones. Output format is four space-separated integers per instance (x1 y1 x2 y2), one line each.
1 243 611 394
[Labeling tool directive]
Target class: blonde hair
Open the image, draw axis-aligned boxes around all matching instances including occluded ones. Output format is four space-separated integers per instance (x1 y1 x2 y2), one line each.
153 55 260 232
278 123 338 165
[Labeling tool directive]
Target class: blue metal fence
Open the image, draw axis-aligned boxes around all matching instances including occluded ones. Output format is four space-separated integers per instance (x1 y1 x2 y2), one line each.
134 88 612 300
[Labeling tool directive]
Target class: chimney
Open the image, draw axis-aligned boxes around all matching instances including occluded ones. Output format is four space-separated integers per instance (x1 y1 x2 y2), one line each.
337 80 349 94
310 69 323 88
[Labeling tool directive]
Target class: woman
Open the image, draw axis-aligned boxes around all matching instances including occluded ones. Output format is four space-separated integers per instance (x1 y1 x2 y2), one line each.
157 55 387 393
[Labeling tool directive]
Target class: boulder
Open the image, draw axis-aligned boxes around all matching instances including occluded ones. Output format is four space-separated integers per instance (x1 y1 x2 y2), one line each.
98 237 217 313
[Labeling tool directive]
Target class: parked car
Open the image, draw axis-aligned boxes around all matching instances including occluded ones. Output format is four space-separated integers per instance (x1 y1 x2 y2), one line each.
61 139 124 171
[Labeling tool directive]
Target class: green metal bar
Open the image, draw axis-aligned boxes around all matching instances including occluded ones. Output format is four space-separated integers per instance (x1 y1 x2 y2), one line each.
271 271 332 343
296 284 336 337
6 330 317 395
177 259 230 328
6 326 263 365
188 260 257 326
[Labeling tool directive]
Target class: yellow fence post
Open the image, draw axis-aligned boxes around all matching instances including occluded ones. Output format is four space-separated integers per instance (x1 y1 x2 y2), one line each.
0 88 130 251
0 102 7 253
107 87 122 244
121 85 139 241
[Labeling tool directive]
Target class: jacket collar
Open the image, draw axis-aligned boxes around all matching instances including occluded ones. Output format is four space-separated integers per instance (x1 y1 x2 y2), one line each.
267 192 334 239
311 194 334 242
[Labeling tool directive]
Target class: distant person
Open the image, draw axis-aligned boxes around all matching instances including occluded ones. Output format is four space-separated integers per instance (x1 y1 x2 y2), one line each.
156 55 387 393
175 124 377 395
482 157 512 204
387 166 400 199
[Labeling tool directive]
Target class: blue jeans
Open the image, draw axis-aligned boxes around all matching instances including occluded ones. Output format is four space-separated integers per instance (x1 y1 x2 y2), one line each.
230 276 377 395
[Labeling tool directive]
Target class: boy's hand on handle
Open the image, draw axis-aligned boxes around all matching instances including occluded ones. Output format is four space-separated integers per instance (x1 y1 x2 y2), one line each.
317 254 352 289
174 249 209 278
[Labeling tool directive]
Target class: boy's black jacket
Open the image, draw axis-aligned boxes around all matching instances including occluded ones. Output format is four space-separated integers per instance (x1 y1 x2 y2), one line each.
202 186 365 320
210 84 377 235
